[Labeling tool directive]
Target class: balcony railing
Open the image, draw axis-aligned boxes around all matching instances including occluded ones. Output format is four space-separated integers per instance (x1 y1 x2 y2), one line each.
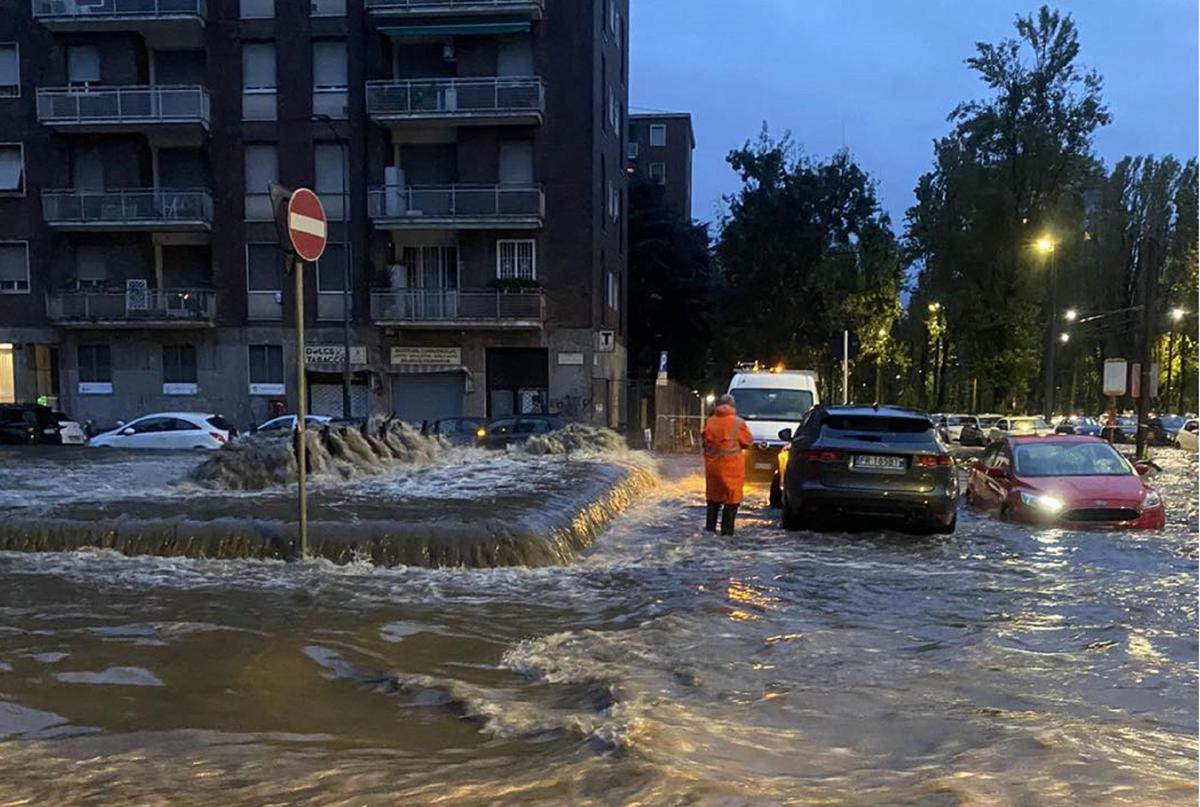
365 0 543 15
32 0 207 22
368 184 543 228
47 288 216 326
37 85 210 128
43 188 213 228
366 77 543 122
371 289 544 326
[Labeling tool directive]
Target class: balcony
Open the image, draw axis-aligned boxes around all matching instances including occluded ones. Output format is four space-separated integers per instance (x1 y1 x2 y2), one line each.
368 184 543 230
32 0 206 46
364 0 543 19
47 288 216 328
43 188 213 231
367 77 543 127
37 85 210 138
371 289 544 328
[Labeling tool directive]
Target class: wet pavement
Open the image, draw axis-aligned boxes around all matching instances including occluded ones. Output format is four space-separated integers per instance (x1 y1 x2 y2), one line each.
0 447 1195 805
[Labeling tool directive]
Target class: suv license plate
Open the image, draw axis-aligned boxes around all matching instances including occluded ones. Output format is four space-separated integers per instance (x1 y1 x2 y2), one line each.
852 455 905 470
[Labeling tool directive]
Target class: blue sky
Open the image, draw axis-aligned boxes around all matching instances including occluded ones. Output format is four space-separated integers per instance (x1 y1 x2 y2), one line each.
630 0 1200 230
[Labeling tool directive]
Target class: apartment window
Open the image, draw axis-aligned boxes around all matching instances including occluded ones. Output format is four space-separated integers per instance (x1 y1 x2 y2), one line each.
0 44 18 98
312 41 348 119
649 124 666 148
314 142 347 219
649 162 666 185
600 57 607 133
0 144 23 195
246 244 283 291
78 344 111 384
162 344 198 387
310 0 345 16
497 239 536 281
244 144 278 221
608 85 618 132
0 242 29 293
242 42 277 121
608 0 618 35
76 245 106 288
599 154 607 230
316 243 347 292
67 45 99 85
248 345 284 395
607 179 617 221
606 270 619 313
240 0 274 18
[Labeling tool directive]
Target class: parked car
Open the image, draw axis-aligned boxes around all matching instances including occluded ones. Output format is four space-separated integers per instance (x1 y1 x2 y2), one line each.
937 414 979 443
476 415 565 450
959 414 1001 447
0 403 86 445
966 435 1164 529
255 414 332 434
1054 415 1103 437
1101 415 1139 445
988 416 1053 443
88 412 236 450
1145 414 1187 446
776 405 958 535
1176 418 1199 451
428 416 488 446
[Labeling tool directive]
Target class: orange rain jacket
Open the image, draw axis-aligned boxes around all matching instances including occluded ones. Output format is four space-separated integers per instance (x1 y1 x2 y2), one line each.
702 403 753 505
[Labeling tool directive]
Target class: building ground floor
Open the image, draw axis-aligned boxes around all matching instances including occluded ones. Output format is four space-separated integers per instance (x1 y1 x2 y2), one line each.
0 325 627 434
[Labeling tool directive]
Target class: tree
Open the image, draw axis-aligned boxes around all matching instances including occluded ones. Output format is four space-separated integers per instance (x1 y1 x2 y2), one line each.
714 129 904 400
626 175 716 385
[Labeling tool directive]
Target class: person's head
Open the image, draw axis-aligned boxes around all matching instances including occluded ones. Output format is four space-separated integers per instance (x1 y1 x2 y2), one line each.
717 394 736 411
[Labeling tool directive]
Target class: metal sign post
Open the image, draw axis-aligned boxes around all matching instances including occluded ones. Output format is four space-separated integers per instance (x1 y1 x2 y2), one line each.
842 330 850 405
285 188 328 559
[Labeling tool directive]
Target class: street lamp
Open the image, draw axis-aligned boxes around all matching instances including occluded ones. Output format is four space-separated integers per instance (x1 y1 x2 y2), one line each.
705 393 716 405
1035 235 1058 416
1059 332 1070 343
1064 308 1078 322
1171 307 1186 322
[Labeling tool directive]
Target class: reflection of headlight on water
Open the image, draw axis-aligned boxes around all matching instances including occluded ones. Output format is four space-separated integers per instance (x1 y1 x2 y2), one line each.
1020 491 1065 513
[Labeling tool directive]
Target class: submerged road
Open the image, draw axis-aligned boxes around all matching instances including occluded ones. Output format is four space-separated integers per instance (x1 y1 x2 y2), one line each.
0 448 1195 805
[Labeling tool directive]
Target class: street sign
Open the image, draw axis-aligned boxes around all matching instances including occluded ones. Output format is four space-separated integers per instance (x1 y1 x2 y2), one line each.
597 330 616 352
287 188 327 262
1102 359 1127 396
1130 363 1141 399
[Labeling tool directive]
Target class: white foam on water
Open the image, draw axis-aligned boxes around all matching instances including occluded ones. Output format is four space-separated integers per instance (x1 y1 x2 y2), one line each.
54 666 164 687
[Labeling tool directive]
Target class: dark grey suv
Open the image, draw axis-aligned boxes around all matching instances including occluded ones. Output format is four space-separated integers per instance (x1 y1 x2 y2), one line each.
779 405 958 535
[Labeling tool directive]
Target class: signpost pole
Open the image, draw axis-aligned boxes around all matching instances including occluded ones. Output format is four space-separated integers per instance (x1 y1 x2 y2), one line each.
294 256 308 558
842 330 849 405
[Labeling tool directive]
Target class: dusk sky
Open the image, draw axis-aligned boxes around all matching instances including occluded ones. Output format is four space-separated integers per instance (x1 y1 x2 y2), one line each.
630 0 1200 230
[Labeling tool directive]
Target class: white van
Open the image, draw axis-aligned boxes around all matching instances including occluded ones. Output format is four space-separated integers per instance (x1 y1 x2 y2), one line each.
726 368 820 485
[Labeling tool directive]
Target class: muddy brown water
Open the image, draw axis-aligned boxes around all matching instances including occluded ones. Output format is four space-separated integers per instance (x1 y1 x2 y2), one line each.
0 447 1195 805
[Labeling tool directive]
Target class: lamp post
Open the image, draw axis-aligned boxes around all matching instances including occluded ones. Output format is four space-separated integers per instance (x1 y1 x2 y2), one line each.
314 113 352 419
1166 307 1186 410
1035 236 1057 417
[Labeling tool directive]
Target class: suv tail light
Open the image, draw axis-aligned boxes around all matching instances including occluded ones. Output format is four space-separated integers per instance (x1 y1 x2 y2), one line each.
209 431 227 443
915 454 953 467
799 449 845 463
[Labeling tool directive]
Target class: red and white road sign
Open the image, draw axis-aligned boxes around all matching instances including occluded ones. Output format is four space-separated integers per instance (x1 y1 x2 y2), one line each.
287 188 327 262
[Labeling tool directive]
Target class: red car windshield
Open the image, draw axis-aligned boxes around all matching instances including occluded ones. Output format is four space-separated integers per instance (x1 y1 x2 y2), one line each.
1013 442 1133 477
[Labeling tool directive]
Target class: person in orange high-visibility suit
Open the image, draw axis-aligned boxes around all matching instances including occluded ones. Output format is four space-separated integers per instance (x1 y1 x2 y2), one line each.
703 394 753 535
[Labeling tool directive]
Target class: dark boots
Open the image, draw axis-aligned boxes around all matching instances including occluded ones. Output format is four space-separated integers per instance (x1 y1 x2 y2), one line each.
705 502 740 536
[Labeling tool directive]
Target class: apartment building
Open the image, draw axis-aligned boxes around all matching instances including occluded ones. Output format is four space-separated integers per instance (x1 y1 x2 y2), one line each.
0 0 630 430
628 111 693 220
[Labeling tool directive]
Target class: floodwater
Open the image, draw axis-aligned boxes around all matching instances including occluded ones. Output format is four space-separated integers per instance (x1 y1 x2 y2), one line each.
0 449 1195 805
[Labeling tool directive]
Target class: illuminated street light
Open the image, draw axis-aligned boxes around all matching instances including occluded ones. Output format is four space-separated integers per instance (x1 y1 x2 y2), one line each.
1171 307 1187 322
1034 236 1056 254
705 393 716 405
1059 332 1070 344
1064 308 1078 322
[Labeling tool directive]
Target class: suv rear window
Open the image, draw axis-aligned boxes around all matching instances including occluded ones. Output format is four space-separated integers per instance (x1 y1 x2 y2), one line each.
823 415 935 443
206 415 234 432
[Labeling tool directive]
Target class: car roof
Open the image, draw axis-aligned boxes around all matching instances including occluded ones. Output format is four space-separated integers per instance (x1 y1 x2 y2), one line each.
1007 434 1103 445
134 411 217 419
823 404 930 419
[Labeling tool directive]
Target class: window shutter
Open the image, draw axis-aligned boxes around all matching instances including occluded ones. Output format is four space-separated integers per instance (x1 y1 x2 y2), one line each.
312 41 347 88
0 146 22 192
0 243 27 284
242 43 276 89
314 143 346 193
0 45 18 87
67 45 99 84
244 144 277 192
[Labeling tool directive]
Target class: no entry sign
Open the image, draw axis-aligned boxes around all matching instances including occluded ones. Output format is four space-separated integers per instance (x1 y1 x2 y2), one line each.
287 188 327 262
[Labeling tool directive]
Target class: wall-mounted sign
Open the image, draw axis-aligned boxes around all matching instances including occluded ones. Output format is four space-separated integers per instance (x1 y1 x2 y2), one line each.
78 382 112 395
390 346 461 366
249 383 285 396
597 330 616 352
1102 359 1127 397
557 352 584 366
305 345 367 366
162 383 198 396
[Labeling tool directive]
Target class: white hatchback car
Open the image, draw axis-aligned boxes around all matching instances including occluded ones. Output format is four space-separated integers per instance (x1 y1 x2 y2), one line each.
88 412 236 450
987 416 1054 444
255 414 332 433
1176 418 1198 451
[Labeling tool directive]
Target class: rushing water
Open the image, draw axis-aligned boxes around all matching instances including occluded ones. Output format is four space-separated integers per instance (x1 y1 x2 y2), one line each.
0 450 1195 805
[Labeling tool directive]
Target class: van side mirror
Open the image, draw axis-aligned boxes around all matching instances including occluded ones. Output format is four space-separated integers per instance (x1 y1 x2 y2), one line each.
777 428 793 442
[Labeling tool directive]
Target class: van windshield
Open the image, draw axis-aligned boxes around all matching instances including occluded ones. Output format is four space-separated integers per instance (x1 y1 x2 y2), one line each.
732 389 814 421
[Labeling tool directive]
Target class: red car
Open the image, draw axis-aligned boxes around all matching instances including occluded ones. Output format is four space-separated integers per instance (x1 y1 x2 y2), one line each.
967 435 1165 529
